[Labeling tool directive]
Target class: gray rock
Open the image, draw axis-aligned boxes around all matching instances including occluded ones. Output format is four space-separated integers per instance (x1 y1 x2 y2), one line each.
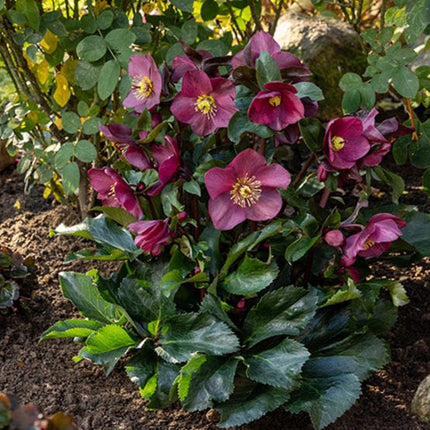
274 12 367 120
412 374 430 423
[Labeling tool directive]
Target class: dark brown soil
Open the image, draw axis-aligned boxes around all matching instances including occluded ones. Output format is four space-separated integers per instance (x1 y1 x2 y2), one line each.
1 164 430 430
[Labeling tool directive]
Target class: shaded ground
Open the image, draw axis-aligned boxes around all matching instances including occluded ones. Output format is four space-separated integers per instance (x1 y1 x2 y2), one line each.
1 165 429 430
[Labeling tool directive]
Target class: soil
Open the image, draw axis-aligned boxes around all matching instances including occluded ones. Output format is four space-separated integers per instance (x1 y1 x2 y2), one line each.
1 164 430 430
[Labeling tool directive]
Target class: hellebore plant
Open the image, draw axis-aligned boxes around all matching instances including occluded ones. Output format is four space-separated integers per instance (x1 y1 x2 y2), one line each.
44 32 421 430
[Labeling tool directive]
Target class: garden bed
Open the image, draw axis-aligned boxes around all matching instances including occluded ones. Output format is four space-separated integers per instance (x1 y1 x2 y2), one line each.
0 164 429 430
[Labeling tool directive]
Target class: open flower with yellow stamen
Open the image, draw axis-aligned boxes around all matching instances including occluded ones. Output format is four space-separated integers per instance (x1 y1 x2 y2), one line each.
341 213 407 267
204 148 291 230
123 54 162 113
170 70 238 136
248 81 305 131
323 116 371 170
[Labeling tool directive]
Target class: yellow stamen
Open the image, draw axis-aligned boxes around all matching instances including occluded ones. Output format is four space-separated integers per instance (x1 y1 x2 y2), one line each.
269 96 281 107
194 94 217 119
331 136 345 152
230 174 262 208
133 76 153 100
363 238 375 250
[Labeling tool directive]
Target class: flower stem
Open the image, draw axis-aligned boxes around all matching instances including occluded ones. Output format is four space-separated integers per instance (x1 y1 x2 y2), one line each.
406 98 419 141
293 154 316 188
320 187 331 208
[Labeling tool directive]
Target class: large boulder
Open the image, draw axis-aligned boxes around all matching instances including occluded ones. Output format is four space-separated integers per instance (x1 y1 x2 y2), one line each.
412 374 430 423
274 12 367 120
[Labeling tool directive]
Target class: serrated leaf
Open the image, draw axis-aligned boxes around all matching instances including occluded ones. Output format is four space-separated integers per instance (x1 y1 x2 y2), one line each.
40 319 105 340
287 373 362 430
59 271 118 323
178 355 238 411
157 313 240 363
321 279 362 307
256 50 282 88
79 324 137 374
126 347 157 388
244 338 310 388
216 383 291 428
221 256 279 295
97 60 120 100
243 287 318 348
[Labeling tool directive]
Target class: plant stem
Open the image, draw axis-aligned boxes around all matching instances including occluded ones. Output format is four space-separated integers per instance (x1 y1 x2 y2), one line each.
292 153 316 188
319 187 331 208
406 98 419 141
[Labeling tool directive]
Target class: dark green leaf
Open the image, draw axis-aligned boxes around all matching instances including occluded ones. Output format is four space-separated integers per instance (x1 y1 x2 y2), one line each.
294 82 324 101
298 117 325 154
216 383 291 428
126 347 157 388
409 133 430 168
321 279 362 307
244 338 309 388
227 111 273 143
285 236 319 263
90 206 137 227
243 287 318 347
201 0 219 20
256 50 282 88
221 256 279 295
96 9 114 30
59 271 118 323
157 313 240 363
178 355 238 411
287 373 361 430
170 0 194 12
54 142 74 169
16 0 40 30
74 61 100 90
61 112 81 134
401 211 430 256
391 66 419 98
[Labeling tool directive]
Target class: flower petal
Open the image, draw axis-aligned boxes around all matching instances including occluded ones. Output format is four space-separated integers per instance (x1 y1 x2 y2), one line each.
209 194 247 230
255 164 291 189
204 167 236 199
246 188 283 221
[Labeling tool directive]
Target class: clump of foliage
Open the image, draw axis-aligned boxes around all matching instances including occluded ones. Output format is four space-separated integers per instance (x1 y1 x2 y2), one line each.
40 21 430 429
0 247 37 313
0 393 78 430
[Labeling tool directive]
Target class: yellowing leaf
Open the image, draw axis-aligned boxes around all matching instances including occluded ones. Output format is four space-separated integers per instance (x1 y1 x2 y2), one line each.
36 60 50 85
13 199 21 209
43 187 52 199
40 29 58 54
95 0 110 14
55 117 63 130
61 59 78 85
54 73 71 107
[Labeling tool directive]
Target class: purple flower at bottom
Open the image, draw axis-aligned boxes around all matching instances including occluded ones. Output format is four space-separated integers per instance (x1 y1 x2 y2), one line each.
204 148 291 230
342 213 406 266
248 81 305 131
128 219 171 255
323 116 371 170
170 70 238 136
123 54 162 113
88 167 143 220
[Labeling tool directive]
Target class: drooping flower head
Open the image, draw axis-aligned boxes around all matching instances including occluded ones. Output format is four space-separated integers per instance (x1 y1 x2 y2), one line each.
232 31 310 82
88 167 143 219
170 70 238 136
123 54 162 113
171 49 214 82
147 136 181 196
99 123 152 171
323 117 371 170
204 148 291 230
248 81 305 131
128 219 171 256
342 213 407 266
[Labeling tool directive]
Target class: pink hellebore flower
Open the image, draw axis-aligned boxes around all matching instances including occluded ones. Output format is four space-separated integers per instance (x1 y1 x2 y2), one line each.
171 49 214 82
324 229 345 247
248 81 305 131
99 123 152 171
323 117 371 170
88 167 143 220
342 213 406 266
147 136 181 196
128 219 171 256
204 148 291 230
232 31 310 81
123 54 162 113
170 70 238 136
